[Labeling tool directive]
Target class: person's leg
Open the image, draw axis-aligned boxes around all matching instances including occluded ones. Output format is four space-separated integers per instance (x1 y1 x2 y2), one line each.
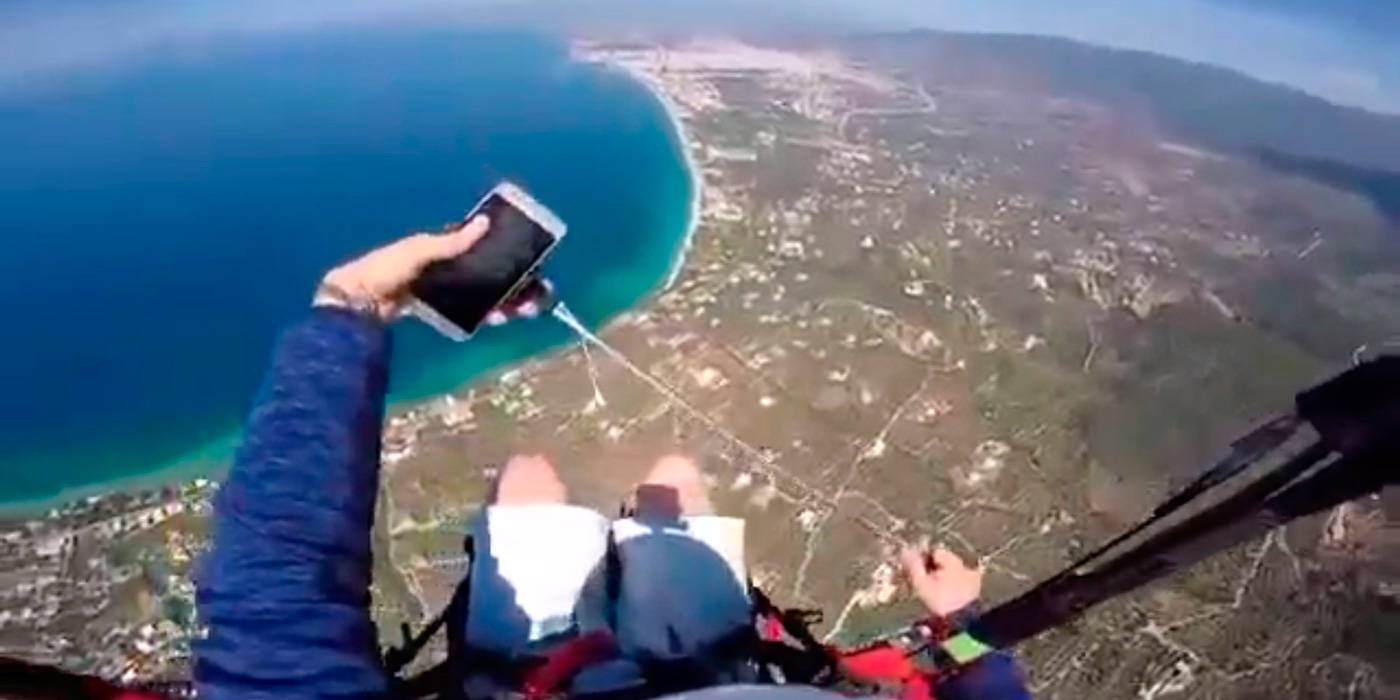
493 453 567 505
631 454 714 517
620 455 744 582
610 456 752 683
465 455 611 654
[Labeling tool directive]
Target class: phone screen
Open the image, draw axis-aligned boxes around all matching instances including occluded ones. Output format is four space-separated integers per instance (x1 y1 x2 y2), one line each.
410 192 560 337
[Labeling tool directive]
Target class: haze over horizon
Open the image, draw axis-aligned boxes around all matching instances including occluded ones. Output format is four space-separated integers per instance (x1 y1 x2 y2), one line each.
2 0 1397 114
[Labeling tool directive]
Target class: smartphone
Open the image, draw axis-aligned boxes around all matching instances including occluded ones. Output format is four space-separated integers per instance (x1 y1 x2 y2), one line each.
408 181 567 340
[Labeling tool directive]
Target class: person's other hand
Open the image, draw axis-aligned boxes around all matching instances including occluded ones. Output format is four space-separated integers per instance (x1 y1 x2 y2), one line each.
483 278 554 327
899 545 984 617
317 215 492 321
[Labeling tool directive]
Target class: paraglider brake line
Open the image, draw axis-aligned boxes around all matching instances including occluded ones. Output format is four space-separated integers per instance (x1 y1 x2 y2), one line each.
966 354 1400 654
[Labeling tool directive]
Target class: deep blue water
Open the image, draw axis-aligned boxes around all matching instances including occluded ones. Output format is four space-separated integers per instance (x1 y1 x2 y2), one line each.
0 29 693 506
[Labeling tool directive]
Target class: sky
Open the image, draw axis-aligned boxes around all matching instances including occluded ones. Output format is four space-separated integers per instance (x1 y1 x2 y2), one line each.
1 0 1397 113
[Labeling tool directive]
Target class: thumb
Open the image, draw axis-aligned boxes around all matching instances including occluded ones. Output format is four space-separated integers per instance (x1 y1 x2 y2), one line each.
426 214 491 261
900 545 933 584
929 547 970 572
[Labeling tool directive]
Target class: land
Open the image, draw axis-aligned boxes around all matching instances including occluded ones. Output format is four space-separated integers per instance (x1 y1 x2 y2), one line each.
4 32 1398 699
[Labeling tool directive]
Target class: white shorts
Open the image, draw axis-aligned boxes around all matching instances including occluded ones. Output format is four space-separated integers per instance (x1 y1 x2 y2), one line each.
464 505 751 663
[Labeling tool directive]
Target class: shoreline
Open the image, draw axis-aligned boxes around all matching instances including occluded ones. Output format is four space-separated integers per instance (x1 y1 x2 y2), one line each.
579 47 704 292
0 47 707 518
652 68 704 292
0 434 237 518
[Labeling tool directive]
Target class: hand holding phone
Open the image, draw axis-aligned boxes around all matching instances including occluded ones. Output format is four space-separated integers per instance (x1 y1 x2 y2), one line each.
312 181 564 334
314 216 493 321
409 182 567 340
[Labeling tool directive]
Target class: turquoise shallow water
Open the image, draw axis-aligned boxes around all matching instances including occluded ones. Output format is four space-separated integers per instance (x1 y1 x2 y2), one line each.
0 28 693 507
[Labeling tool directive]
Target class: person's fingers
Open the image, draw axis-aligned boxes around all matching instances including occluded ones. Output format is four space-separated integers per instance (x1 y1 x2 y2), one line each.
510 278 550 305
900 545 947 612
493 278 553 320
929 547 967 573
900 545 934 583
422 215 491 262
486 299 538 324
898 543 984 617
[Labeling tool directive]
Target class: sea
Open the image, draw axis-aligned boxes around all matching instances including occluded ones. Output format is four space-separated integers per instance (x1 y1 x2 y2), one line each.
0 29 695 509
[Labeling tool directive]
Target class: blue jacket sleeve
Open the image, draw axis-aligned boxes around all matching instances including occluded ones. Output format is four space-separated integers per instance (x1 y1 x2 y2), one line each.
935 608 1032 700
195 307 391 700
936 651 1031 700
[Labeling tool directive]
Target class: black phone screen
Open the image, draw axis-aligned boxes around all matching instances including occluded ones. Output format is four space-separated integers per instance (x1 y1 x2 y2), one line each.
410 192 559 336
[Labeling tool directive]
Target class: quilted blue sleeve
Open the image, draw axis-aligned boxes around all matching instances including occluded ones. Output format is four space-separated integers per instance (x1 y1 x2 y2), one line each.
936 607 1032 700
195 307 391 700
936 650 1032 700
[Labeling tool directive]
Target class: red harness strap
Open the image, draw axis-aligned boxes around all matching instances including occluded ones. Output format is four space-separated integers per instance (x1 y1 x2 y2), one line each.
839 645 935 700
831 616 954 700
519 630 620 700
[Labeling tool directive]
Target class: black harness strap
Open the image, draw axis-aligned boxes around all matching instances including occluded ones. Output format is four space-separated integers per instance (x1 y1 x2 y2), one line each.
388 536 476 699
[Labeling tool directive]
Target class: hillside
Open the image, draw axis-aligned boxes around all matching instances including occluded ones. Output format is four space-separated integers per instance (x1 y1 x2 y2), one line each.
841 30 1400 231
845 30 1400 171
